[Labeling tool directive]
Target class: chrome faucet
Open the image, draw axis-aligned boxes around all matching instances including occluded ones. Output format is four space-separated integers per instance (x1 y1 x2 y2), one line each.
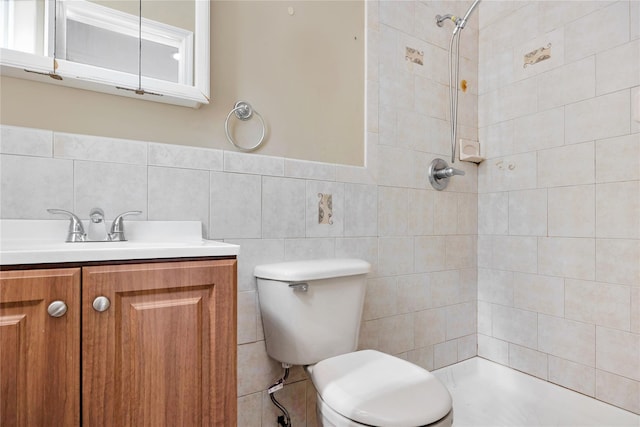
88 207 107 241
108 211 142 241
47 208 142 242
47 209 87 242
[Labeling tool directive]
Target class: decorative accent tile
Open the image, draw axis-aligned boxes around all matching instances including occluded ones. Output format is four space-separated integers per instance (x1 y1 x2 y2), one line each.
306 181 344 237
523 43 551 67
317 193 333 225
405 46 424 65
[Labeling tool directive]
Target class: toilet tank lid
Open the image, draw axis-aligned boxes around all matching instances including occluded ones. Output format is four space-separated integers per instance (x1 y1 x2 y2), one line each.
254 258 370 282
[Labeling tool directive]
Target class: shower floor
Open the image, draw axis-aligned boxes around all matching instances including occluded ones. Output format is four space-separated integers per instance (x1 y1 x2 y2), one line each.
432 357 639 426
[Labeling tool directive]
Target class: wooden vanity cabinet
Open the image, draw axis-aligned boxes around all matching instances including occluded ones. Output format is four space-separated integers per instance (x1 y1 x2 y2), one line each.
0 258 237 427
0 268 81 427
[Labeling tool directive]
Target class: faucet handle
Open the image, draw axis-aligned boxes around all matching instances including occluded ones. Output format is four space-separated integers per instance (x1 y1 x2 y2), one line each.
109 211 142 241
47 209 86 242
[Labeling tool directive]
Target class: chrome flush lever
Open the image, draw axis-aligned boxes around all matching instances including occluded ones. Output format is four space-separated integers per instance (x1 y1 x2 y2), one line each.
288 283 309 292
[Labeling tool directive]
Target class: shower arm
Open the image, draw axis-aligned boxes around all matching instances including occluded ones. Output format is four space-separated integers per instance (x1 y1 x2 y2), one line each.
436 14 456 27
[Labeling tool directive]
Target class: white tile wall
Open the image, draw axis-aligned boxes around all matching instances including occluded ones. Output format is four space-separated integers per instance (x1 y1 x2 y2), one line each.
74 161 147 219
596 181 640 239
343 183 378 237
538 237 595 280
407 189 435 236
480 0 639 414
565 279 631 330
0 155 73 218
547 185 595 238
512 107 565 153
548 356 596 397
0 125 52 157
54 132 147 165
513 273 564 317
537 143 595 188
210 172 262 239
596 40 640 95
478 334 509 365
596 370 640 414
565 90 630 145
491 235 537 273
378 186 408 236
491 304 537 349
478 268 514 306
595 134 640 183
509 344 548 380
148 166 210 229
538 314 596 366
596 327 640 381
564 1 630 62
508 189 547 236
537 56 595 111
596 239 640 286
261 177 306 239
148 142 223 171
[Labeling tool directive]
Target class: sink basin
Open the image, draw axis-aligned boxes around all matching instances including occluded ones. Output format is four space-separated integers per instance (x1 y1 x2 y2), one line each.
0 220 239 265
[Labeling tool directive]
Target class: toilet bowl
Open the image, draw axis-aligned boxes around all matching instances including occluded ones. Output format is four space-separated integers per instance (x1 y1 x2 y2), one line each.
254 259 453 427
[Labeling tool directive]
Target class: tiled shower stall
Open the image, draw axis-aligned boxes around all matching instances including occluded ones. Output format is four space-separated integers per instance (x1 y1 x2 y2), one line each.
0 0 638 425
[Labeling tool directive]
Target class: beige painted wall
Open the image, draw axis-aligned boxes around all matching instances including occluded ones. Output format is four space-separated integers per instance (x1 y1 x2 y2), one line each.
0 1 364 165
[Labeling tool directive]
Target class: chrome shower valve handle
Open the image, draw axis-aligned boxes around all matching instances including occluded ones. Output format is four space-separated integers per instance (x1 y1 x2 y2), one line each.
428 158 465 191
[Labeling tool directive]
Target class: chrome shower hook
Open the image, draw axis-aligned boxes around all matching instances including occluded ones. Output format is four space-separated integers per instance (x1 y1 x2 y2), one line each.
224 101 267 152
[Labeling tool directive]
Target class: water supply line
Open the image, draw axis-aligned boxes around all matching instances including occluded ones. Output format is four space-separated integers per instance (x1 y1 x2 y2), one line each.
267 364 292 427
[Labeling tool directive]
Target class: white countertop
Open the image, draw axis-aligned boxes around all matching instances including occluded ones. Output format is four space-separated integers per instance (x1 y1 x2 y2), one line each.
0 220 239 265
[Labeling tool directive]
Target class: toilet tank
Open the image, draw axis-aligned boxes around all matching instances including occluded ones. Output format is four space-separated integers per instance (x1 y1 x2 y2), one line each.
254 259 370 366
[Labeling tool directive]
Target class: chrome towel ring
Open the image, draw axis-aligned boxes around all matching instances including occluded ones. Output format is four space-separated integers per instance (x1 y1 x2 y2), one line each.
224 101 266 152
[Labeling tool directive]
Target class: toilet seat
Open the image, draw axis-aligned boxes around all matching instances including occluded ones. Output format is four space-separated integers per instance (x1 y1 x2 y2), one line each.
315 394 453 427
307 350 453 427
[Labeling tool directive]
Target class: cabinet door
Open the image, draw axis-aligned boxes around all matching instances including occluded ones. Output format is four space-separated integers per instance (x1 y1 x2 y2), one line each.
0 268 81 427
82 260 237 427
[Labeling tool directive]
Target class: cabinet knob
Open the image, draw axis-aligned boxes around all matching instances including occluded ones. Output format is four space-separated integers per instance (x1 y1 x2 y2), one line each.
92 296 111 312
47 300 68 318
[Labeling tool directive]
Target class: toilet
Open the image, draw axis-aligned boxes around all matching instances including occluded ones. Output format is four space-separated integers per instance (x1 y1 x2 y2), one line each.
254 258 453 427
